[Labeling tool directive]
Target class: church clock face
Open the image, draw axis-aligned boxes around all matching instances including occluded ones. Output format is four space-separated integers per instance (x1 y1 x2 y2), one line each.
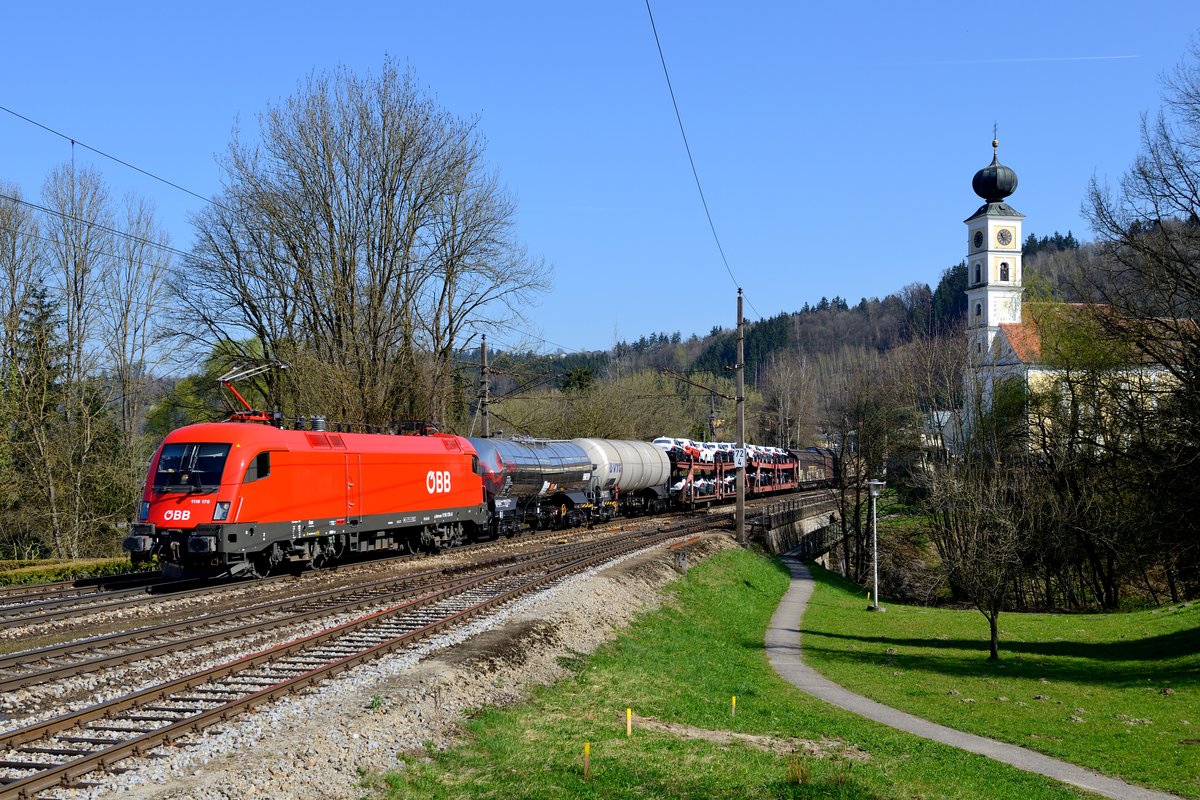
973 231 984 249
997 229 1013 246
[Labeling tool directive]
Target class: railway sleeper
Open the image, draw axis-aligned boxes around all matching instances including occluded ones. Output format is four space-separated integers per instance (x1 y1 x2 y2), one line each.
142 706 203 714
85 725 162 734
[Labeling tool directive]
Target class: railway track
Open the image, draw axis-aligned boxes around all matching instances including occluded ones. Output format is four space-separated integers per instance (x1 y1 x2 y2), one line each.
0 513 672 635
0 572 164 611
0 537 616 693
0 518 720 797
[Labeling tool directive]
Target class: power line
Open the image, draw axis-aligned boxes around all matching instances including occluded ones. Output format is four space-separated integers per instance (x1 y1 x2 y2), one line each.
0 191 192 262
643 0 761 321
0 104 221 210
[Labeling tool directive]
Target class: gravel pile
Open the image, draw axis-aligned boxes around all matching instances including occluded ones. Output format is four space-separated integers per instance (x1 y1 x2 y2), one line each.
49 533 735 800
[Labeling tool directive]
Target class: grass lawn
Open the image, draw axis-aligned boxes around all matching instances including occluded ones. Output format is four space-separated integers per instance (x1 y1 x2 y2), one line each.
375 550 1096 799
802 564 1200 798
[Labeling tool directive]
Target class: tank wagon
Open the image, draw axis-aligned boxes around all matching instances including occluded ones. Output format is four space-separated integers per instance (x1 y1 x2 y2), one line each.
468 438 593 535
573 438 672 516
466 437 672 535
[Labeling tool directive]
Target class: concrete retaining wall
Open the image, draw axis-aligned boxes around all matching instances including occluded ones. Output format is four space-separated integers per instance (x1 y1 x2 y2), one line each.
753 502 841 560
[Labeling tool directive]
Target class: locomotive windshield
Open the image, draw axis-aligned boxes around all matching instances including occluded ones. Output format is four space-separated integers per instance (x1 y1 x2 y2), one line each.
153 443 231 492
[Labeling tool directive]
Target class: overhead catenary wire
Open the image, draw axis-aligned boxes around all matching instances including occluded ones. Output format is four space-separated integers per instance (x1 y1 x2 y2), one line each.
0 104 223 211
643 0 761 321
0 192 193 263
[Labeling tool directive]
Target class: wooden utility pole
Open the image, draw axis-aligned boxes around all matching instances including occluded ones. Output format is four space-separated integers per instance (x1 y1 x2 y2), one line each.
479 334 490 438
709 393 717 441
736 288 746 544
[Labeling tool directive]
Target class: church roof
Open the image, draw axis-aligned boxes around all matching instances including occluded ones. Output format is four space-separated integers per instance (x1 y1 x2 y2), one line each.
964 201 1025 223
965 140 1022 221
998 321 1041 363
972 151 1019 202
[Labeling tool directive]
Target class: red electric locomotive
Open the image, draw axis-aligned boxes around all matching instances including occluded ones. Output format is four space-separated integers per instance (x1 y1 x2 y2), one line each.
123 421 488 578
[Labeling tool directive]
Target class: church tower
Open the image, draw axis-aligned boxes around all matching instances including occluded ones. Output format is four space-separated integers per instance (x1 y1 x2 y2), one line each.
964 138 1023 365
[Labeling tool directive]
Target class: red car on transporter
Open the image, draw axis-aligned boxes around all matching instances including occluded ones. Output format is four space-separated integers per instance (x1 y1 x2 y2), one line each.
123 421 489 577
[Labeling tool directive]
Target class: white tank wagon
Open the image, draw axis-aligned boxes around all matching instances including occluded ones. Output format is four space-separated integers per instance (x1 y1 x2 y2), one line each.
572 438 672 516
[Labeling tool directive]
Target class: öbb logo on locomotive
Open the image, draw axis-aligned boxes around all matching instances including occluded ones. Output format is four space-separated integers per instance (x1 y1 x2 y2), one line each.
426 470 452 494
122 418 838 579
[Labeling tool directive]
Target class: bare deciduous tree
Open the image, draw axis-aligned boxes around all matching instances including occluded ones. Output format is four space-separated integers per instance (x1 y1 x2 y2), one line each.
1081 39 1200 600
181 59 548 429
923 461 1029 659
757 351 817 448
33 165 115 558
0 184 44 373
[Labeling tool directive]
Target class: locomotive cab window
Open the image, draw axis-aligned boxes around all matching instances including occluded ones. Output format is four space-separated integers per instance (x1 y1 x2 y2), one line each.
243 451 271 483
472 455 481 476
153 443 231 492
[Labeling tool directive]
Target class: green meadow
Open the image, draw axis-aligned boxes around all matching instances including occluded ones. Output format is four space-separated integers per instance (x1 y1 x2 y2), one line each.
375 549 1167 799
802 564 1200 798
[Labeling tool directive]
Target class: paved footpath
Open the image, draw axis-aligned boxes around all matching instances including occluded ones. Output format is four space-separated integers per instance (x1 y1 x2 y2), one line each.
766 554 1183 800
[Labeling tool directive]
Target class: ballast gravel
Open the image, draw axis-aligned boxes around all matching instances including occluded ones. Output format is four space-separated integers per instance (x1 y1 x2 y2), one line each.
51 533 736 800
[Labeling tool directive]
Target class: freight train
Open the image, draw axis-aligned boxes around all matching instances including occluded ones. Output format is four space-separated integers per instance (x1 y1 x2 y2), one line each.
122 418 837 578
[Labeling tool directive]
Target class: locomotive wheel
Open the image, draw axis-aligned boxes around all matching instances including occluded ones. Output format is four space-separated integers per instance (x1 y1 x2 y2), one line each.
248 543 286 579
247 555 269 579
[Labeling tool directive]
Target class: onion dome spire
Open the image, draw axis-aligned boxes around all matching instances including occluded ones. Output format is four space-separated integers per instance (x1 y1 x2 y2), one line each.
972 136 1018 202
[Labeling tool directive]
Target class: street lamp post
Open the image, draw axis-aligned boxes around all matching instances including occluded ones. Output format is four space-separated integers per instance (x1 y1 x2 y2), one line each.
867 479 886 611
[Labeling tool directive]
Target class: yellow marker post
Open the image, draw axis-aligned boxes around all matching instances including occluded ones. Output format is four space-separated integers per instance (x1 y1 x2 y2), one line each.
732 695 737 717
626 707 632 737
584 741 591 779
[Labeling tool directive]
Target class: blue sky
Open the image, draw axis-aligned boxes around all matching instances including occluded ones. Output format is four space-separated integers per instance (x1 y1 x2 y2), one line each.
2 2 1197 356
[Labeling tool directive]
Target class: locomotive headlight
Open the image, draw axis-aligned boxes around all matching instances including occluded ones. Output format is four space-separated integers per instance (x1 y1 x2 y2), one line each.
213 501 231 521
138 501 150 521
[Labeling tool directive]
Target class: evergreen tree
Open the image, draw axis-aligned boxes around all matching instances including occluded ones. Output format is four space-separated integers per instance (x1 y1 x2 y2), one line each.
931 262 967 333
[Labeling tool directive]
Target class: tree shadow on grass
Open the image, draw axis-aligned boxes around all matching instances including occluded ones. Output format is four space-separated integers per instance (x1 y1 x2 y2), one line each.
788 560 1199 689
802 625 1199 664
796 629 1199 689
